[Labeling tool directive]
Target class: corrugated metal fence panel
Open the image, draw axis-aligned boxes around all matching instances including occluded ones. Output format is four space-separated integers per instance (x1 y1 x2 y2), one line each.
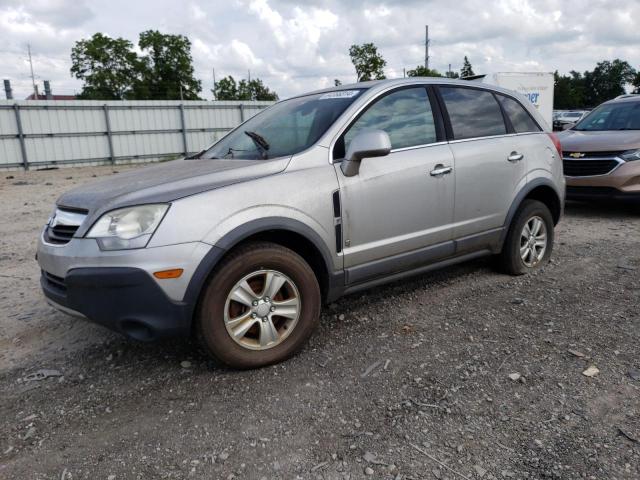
0 100 274 169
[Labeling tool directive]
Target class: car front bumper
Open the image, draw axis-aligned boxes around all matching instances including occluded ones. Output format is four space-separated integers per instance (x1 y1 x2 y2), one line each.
37 235 217 339
41 267 192 340
565 159 640 201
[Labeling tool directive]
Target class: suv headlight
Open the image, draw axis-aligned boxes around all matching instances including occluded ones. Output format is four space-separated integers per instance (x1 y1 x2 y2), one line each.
621 149 640 162
86 204 169 250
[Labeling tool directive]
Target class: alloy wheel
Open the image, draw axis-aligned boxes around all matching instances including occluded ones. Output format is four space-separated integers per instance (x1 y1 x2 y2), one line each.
520 216 547 267
223 269 301 350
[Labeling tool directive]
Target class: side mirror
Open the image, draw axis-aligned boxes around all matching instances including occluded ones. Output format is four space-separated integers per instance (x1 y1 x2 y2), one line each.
341 129 391 177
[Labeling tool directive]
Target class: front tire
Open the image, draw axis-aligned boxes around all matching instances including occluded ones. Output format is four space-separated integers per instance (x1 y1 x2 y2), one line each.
497 199 554 275
196 242 321 369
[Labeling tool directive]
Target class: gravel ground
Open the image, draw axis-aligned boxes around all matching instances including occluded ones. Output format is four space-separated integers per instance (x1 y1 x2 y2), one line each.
0 165 639 480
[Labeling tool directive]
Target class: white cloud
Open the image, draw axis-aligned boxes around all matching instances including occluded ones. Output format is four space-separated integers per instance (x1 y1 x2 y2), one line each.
0 0 639 100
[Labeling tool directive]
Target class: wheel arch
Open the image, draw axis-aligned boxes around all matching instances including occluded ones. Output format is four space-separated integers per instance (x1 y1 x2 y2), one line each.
499 179 564 248
183 218 342 331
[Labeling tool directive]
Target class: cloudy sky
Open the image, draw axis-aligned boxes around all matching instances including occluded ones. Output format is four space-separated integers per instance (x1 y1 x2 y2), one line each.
1 0 639 100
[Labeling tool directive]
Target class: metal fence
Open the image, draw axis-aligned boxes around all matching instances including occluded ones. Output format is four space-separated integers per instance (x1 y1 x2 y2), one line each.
0 100 274 169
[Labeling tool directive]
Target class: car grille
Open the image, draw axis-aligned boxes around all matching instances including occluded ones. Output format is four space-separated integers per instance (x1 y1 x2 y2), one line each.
562 151 624 158
562 159 620 177
43 207 88 245
42 270 67 292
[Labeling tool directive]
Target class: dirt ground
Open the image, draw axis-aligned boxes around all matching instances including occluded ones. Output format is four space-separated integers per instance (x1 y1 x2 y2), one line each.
0 165 639 480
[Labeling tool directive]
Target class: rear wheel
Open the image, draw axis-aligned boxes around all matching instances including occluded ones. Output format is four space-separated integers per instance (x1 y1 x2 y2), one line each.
196 242 321 369
497 199 554 275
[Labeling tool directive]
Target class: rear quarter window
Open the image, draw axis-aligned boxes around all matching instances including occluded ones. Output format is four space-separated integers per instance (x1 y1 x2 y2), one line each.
497 94 541 133
440 87 507 140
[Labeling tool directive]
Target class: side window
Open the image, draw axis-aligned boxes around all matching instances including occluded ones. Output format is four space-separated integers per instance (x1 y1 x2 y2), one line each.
343 88 437 152
497 94 541 133
440 87 506 140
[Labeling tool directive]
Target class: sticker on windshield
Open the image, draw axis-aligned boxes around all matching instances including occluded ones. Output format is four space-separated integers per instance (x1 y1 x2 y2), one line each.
319 90 361 100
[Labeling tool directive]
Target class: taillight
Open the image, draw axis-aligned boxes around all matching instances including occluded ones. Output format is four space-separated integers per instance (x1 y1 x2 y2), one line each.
547 132 562 157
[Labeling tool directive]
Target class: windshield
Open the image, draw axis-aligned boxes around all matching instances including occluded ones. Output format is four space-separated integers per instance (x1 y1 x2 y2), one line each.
574 101 640 131
200 89 364 160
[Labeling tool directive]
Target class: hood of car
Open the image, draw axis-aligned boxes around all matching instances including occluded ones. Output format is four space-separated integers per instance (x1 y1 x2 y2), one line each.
57 157 290 216
558 129 640 153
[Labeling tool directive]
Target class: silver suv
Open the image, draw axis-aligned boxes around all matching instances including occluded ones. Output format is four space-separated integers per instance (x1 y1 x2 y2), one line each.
37 79 565 368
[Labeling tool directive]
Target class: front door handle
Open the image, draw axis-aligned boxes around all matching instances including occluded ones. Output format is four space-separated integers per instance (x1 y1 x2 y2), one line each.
508 151 524 162
430 164 453 177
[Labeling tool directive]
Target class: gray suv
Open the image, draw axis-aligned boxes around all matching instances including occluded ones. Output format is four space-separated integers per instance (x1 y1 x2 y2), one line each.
37 79 565 368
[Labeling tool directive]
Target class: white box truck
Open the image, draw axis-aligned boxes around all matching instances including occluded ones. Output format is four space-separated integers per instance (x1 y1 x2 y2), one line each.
473 72 555 127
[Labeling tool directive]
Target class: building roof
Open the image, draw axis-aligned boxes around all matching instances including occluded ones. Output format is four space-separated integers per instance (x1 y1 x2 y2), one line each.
25 93 77 100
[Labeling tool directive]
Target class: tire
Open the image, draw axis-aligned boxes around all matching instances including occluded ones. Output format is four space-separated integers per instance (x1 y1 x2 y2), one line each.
497 199 554 275
196 241 321 369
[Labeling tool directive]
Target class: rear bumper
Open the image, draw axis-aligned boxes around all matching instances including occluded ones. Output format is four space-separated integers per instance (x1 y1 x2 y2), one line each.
41 267 191 340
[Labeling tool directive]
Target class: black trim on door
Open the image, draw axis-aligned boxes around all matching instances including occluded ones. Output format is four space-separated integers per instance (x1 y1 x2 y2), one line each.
332 190 343 254
426 85 446 142
432 86 454 141
493 92 515 134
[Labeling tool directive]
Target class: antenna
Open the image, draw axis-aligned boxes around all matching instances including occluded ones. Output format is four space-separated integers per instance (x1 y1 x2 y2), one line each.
424 25 430 70
27 44 38 99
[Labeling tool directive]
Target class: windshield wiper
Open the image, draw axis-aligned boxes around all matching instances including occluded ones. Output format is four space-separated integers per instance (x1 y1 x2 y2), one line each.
244 131 270 159
186 149 205 159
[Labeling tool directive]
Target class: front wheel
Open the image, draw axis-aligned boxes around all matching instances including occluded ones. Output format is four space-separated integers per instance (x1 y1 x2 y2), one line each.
196 242 321 369
497 199 554 275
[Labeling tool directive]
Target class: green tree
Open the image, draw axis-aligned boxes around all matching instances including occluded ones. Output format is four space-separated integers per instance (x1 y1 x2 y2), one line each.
349 43 386 81
213 76 278 100
334 78 342 86
445 70 460 79
460 56 475 78
582 59 635 106
406 65 442 77
70 33 141 99
134 30 202 100
633 71 640 94
554 70 586 109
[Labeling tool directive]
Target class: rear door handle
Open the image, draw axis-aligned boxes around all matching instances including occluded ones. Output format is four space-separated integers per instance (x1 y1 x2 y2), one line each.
508 151 524 162
430 164 453 177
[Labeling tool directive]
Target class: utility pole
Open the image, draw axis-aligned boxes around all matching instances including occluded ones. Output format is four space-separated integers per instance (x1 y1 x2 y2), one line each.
27 44 38 99
448 63 452 78
212 67 216 100
248 69 251 82
424 25 430 70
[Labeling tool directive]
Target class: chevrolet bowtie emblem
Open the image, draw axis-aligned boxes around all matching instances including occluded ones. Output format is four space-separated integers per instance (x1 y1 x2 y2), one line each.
568 152 585 158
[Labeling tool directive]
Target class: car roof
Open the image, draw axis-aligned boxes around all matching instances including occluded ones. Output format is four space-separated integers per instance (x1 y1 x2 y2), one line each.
291 77 521 99
604 94 640 105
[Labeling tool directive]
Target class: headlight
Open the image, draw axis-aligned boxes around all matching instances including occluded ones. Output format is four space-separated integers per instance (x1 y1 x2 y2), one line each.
621 149 640 162
86 204 169 250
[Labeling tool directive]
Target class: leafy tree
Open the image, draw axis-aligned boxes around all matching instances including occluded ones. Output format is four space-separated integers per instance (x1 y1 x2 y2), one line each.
460 56 475 78
334 79 342 86
554 60 636 108
582 59 635 106
213 76 239 100
445 70 460 79
554 70 586 109
133 30 202 100
213 76 278 101
349 43 386 81
70 33 141 99
633 71 640 94
407 65 442 77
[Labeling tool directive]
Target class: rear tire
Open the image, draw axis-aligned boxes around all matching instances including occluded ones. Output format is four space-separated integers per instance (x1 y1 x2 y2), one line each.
497 199 554 275
196 241 321 369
